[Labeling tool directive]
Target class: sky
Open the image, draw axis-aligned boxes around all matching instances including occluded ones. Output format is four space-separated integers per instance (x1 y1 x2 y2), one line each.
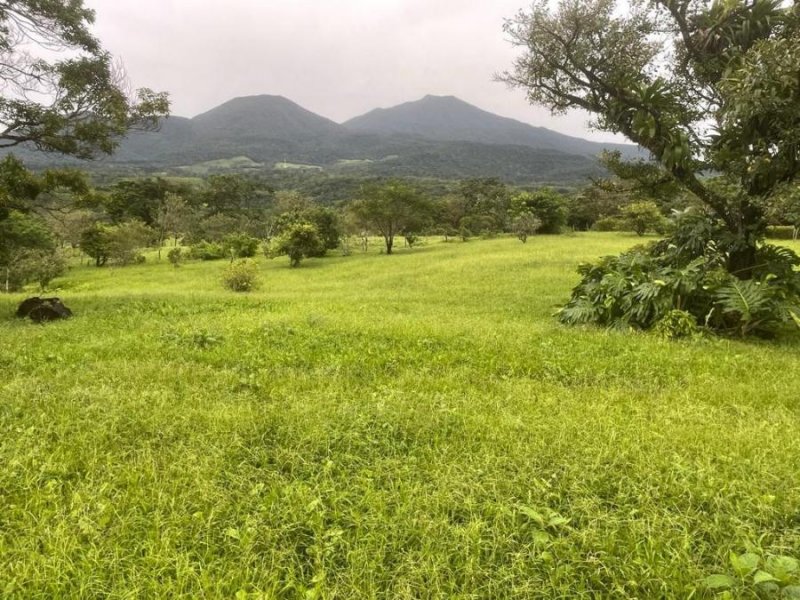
84 0 621 142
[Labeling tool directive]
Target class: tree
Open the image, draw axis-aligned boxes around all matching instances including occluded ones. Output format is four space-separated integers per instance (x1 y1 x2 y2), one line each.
501 0 800 275
511 189 567 234
202 175 257 214
458 178 511 234
156 192 193 251
272 223 326 267
0 210 54 291
621 201 667 236
349 181 432 254
511 212 542 243
80 221 152 266
0 1 169 158
502 0 800 335
80 224 111 267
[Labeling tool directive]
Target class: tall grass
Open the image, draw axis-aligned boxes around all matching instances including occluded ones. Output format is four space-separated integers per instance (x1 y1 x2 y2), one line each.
1 233 799 598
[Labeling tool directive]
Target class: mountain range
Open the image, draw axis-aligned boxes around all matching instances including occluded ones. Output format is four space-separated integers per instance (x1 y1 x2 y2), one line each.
11 94 645 184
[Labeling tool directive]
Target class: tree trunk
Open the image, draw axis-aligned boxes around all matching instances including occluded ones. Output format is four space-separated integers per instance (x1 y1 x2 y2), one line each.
385 236 393 255
728 244 759 279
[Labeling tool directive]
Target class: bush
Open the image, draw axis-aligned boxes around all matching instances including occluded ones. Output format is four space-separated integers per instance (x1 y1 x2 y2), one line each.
559 211 800 337
766 225 796 240
167 247 183 267
188 241 225 261
222 233 259 259
6 249 67 292
592 217 624 231
272 223 326 267
654 309 701 339
620 201 668 236
222 259 259 292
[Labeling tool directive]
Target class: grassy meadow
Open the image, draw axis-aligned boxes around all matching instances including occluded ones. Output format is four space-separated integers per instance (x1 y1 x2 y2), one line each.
2 233 800 598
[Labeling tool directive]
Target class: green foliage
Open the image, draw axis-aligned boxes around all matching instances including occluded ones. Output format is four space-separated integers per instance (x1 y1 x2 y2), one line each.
767 226 797 241
511 188 567 234
11 249 68 291
559 212 800 337
107 221 153 265
80 224 112 267
222 259 260 292
202 174 258 214
222 233 259 259
511 212 542 243
349 180 433 254
620 201 668 236
653 309 700 340
703 551 800 597
104 178 190 226
167 247 184 267
80 221 153 266
593 216 624 232
188 241 226 261
502 0 800 283
272 223 326 267
0 1 169 158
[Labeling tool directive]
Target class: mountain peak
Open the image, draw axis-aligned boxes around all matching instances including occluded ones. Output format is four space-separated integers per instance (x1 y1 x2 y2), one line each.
343 95 639 157
192 94 342 139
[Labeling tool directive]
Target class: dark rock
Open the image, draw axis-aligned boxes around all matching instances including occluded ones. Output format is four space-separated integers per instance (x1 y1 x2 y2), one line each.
16 297 73 322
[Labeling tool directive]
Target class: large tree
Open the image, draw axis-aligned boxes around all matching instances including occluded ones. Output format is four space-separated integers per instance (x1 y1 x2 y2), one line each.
0 0 169 158
349 181 433 255
501 0 800 275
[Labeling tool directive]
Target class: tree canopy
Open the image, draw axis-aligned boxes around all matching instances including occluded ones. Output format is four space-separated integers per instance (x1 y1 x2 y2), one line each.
502 0 800 272
0 0 169 159
503 0 800 335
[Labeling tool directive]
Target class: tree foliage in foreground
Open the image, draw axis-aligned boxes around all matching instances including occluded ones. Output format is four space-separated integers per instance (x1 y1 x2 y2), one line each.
503 0 800 335
0 0 169 158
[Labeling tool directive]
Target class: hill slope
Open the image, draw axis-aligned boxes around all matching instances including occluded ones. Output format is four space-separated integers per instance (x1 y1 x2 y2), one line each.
344 95 638 157
4 94 640 184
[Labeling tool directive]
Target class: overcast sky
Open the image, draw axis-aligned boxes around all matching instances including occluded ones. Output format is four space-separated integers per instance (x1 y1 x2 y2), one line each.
84 0 621 142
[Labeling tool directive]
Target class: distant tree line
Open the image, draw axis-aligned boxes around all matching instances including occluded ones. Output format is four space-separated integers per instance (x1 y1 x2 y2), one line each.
4 151 799 291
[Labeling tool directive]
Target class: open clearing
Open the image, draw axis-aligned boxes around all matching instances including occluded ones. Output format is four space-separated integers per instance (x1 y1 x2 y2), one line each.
2 233 799 598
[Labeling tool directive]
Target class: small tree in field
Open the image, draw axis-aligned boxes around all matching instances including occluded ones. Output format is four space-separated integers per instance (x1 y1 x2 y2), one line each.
349 181 432 255
621 202 667 237
272 223 326 267
512 213 542 243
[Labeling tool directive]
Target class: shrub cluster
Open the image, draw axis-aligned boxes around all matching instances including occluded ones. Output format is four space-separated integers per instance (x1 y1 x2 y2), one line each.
559 211 800 337
222 259 259 292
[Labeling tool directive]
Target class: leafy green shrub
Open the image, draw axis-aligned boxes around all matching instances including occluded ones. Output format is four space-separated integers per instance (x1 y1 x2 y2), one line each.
512 212 542 243
703 551 800 597
167 247 183 267
222 259 259 292
221 233 259 259
188 241 225 261
272 222 326 267
560 211 800 337
592 216 624 232
654 309 700 340
620 201 668 236
6 249 67 292
766 225 796 240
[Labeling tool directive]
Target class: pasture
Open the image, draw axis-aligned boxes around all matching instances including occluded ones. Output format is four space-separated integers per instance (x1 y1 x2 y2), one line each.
1 233 799 598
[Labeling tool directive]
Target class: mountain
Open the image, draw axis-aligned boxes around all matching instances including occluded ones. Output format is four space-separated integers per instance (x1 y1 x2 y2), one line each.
343 95 639 157
191 95 343 140
5 94 643 184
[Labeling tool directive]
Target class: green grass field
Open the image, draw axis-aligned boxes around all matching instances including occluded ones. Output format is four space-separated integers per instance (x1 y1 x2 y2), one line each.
2 233 800 598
